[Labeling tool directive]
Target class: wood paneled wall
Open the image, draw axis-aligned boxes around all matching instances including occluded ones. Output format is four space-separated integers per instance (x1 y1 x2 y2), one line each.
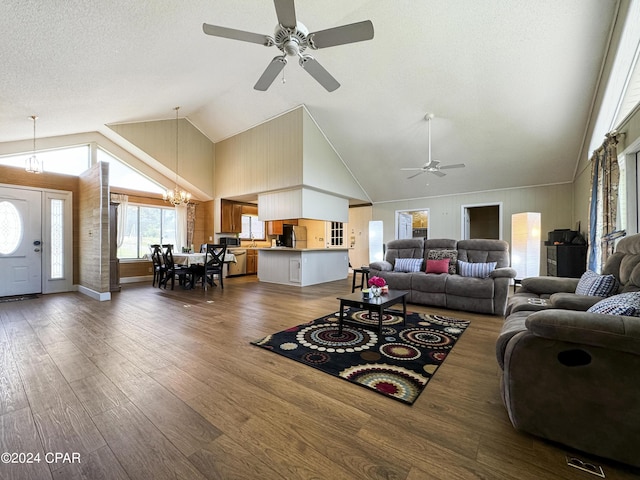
78 162 110 293
214 108 303 198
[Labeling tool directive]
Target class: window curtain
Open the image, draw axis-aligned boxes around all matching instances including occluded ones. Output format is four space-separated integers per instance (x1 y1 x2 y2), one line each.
175 205 188 252
187 203 196 250
588 133 620 272
110 193 128 248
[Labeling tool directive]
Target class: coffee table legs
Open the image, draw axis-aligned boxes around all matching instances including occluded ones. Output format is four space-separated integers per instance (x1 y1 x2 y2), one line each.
338 300 346 335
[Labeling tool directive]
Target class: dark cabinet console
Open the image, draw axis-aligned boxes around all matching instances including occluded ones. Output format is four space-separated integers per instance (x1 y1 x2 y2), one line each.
546 244 587 278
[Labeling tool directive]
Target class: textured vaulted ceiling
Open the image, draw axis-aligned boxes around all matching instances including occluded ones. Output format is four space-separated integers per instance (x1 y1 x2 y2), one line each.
0 0 621 202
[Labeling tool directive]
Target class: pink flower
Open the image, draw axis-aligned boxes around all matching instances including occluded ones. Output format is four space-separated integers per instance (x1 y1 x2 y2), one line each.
368 276 386 288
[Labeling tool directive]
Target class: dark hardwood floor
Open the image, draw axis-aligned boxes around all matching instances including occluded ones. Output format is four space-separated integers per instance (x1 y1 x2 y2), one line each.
0 276 638 480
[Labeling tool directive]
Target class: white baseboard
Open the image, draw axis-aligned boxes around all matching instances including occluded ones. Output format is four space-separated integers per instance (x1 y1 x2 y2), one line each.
77 285 111 301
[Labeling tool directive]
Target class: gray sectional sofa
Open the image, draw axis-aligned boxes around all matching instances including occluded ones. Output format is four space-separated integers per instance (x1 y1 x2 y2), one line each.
497 233 640 468
368 238 515 315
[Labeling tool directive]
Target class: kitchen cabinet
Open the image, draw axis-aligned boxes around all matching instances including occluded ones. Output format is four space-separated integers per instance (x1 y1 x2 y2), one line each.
246 249 258 274
268 220 283 235
221 199 243 233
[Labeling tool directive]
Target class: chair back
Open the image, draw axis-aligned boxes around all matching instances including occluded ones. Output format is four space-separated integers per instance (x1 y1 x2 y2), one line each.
150 244 163 268
200 243 208 253
205 244 227 268
162 244 176 269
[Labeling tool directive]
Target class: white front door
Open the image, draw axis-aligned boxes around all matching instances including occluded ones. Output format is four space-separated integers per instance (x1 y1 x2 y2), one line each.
0 186 42 296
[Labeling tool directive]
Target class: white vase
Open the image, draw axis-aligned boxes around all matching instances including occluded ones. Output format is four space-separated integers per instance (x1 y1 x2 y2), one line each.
371 286 382 297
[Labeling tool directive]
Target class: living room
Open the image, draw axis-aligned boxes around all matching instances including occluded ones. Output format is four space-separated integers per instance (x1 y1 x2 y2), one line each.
1 1 640 479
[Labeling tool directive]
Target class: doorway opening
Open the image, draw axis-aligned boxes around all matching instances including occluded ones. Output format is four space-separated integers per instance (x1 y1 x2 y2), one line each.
461 203 502 240
395 209 430 239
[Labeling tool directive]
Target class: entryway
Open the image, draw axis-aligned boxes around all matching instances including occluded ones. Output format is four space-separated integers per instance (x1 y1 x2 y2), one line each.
461 203 502 240
0 185 73 297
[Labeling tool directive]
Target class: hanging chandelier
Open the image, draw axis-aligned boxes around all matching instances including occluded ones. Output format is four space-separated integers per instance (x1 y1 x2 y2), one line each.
25 115 43 174
163 106 191 206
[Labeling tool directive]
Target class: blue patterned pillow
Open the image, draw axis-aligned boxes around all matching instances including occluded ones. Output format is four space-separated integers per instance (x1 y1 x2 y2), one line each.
393 257 422 272
575 270 619 297
458 260 497 278
587 292 640 316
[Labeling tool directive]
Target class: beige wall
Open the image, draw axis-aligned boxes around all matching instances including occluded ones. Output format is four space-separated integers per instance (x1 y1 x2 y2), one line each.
373 183 574 271
108 118 215 200
347 205 373 269
302 108 369 202
214 108 303 199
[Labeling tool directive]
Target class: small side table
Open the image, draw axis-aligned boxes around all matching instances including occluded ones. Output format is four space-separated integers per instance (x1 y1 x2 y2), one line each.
351 267 370 293
513 278 522 293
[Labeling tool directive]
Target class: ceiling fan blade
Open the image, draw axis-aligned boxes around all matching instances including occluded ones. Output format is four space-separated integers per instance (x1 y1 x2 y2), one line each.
407 171 426 179
439 163 466 169
254 56 287 91
400 167 425 171
274 0 297 28
308 20 374 49
431 170 447 177
203 23 270 45
299 56 340 92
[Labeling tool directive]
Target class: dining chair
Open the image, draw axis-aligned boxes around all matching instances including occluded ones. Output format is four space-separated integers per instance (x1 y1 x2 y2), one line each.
159 244 192 290
150 244 165 287
191 244 227 289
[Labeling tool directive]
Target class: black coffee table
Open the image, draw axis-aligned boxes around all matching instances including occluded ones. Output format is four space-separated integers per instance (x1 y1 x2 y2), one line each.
337 289 408 334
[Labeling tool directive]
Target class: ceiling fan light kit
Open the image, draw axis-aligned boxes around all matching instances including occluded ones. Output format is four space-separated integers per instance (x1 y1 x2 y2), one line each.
400 113 466 179
202 0 374 92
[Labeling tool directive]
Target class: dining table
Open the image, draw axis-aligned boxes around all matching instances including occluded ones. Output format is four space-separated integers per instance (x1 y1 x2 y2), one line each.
143 252 236 266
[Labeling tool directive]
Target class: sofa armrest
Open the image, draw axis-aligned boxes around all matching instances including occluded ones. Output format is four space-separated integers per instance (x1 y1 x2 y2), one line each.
525 309 640 355
490 267 516 279
369 261 393 272
520 276 579 295
549 292 602 311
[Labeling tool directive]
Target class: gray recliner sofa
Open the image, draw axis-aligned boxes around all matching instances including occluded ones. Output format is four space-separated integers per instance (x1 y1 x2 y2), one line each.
496 233 640 467
369 238 515 315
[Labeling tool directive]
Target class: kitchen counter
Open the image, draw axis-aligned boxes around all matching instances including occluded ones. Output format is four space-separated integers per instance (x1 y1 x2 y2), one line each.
258 248 349 286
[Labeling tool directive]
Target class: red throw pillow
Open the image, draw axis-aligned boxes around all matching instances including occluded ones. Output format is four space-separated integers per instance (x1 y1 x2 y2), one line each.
426 258 450 274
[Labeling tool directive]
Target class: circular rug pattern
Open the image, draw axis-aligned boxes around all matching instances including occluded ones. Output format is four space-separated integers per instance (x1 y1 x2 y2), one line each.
302 351 331 364
350 310 404 326
399 327 454 350
339 364 428 403
380 342 421 361
419 313 470 328
296 323 377 353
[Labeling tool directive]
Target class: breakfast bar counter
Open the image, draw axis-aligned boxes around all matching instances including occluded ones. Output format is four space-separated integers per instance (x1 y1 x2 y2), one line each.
257 247 349 286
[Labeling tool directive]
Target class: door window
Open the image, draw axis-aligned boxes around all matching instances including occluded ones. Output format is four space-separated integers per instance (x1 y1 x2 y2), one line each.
0 201 22 255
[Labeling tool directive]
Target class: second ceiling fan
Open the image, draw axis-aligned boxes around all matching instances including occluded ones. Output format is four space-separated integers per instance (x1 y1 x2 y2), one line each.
401 114 466 179
202 0 374 92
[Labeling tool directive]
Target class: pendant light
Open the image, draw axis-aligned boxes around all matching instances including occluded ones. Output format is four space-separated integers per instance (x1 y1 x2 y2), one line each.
163 106 191 206
25 115 43 174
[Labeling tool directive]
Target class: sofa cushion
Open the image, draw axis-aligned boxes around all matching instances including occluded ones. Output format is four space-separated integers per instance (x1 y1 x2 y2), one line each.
457 239 510 268
394 257 422 272
425 258 449 274
445 274 495 298
427 249 458 274
411 271 447 293
587 292 640 316
458 260 496 278
575 270 619 297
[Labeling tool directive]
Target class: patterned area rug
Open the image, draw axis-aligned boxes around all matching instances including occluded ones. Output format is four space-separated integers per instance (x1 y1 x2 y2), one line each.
251 308 470 405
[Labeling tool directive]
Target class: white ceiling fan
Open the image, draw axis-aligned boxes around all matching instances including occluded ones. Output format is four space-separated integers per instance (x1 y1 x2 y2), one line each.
202 0 374 92
401 114 466 179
